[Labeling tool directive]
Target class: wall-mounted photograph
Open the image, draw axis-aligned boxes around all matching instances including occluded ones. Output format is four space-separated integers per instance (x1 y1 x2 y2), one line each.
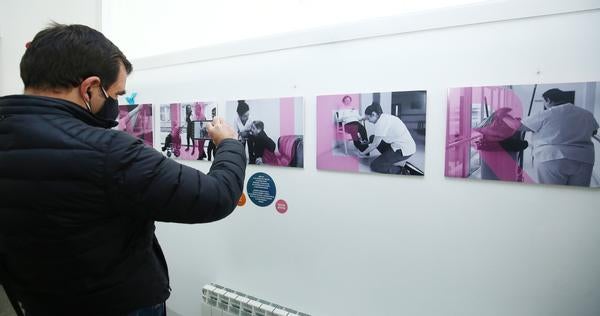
159 101 218 160
445 82 600 187
317 91 426 176
116 104 153 147
225 97 304 168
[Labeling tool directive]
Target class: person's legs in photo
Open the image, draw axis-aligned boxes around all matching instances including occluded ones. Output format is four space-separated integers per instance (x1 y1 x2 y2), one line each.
344 122 369 151
370 148 411 174
247 139 256 164
376 139 393 155
186 127 192 151
566 160 593 187
207 140 216 161
190 136 197 156
197 140 206 160
536 159 569 185
240 138 250 164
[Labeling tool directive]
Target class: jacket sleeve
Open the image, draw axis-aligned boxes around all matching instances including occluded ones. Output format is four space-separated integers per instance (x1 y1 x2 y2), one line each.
105 133 247 224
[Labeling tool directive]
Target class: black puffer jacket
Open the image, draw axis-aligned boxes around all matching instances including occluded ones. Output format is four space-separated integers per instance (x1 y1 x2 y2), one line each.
0 95 246 315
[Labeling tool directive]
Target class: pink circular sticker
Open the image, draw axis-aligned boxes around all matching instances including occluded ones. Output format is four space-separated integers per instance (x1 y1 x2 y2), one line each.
275 199 288 214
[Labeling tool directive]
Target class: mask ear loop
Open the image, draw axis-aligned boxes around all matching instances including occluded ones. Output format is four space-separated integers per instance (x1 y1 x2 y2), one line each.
100 86 110 99
82 80 107 113
83 89 93 113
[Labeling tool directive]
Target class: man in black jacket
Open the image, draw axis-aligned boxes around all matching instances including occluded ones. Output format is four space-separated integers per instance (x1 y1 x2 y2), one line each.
0 23 246 315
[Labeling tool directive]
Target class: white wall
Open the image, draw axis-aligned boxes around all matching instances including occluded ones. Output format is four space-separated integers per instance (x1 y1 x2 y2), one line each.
101 0 487 60
122 2 600 315
0 0 101 95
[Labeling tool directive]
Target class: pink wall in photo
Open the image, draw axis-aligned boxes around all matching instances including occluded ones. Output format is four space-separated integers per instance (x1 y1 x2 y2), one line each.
117 104 153 147
445 88 471 177
280 97 295 136
316 94 360 172
194 102 206 120
170 103 181 128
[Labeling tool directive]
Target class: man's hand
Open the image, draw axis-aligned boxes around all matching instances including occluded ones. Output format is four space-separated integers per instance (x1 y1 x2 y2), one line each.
255 157 263 165
207 117 238 146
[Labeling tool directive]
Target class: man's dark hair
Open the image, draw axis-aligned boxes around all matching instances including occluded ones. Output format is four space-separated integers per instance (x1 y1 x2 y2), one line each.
252 120 264 130
237 100 250 116
365 102 383 116
542 88 567 104
20 23 132 90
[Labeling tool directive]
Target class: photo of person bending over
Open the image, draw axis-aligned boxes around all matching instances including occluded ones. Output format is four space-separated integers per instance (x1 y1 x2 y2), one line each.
521 88 599 186
234 100 254 163
358 102 417 174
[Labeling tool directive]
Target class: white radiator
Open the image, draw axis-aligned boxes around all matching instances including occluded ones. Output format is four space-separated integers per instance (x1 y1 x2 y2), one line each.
201 283 311 316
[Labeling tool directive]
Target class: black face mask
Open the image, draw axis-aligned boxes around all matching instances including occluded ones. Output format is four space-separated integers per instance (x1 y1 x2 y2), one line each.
85 86 119 122
96 91 119 122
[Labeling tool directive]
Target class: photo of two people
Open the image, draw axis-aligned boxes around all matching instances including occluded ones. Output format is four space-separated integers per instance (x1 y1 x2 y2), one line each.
159 102 217 161
317 91 426 176
226 97 304 168
445 81 600 188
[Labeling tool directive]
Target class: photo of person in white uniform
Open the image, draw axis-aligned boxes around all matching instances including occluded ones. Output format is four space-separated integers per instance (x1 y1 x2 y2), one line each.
233 100 254 163
358 102 417 174
318 90 426 175
446 82 600 187
521 88 599 186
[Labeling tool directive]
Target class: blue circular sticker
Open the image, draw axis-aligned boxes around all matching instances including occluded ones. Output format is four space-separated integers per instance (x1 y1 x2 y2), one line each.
247 172 277 207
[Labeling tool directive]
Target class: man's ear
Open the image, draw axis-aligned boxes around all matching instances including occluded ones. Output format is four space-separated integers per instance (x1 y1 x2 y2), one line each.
78 76 102 103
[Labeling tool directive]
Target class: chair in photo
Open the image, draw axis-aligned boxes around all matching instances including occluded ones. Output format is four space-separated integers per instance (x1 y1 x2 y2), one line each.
261 135 304 167
278 135 303 167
